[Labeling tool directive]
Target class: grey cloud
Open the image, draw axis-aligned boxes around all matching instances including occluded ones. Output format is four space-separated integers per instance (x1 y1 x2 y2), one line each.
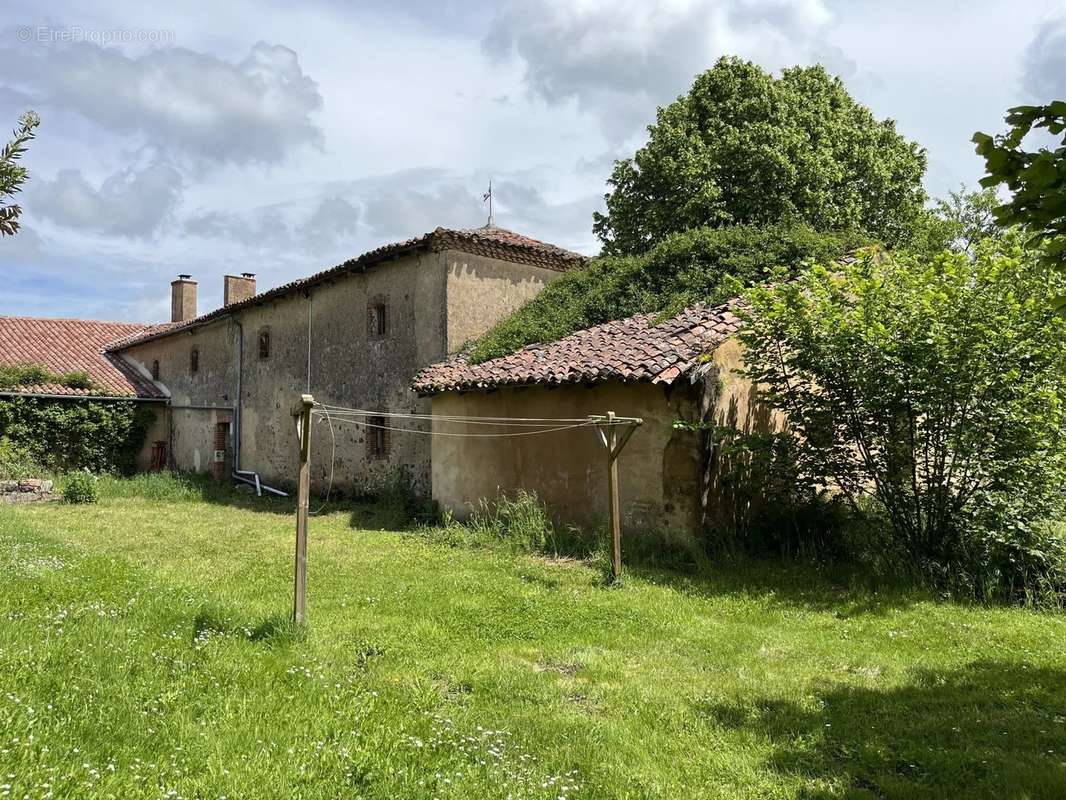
1 37 323 165
28 161 183 238
361 183 485 242
1022 16 1066 99
484 0 836 139
184 196 359 256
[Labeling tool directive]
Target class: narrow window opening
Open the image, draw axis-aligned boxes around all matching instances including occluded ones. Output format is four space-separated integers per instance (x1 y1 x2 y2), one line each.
367 299 389 338
190 346 199 374
151 360 160 381
258 328 271 360
367 416 389 459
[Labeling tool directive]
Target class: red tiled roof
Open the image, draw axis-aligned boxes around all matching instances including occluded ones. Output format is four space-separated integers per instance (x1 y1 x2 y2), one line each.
110 225 587 352
0 316 165 398
412 300 745 395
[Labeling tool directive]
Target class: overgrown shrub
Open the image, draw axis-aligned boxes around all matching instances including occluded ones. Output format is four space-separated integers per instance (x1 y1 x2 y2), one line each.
0 363 99 392
467 490 558 552
468 223 866 363
0 397 154 474
692 426 851 559
0 436 43 480
63 471 98 504
741 245 1066 601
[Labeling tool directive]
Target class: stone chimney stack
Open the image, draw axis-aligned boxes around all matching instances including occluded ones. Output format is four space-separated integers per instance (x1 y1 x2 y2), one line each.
171 275 197 323
223 273 257 306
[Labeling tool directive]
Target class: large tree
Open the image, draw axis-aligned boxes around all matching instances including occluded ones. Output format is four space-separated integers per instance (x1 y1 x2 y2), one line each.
973 101 1066 307
0 110 41 237
593 58 927 255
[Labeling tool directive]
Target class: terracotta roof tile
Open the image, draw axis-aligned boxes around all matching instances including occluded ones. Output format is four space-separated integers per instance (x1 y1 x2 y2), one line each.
110 225 587 352
0 316 165 398
413 300 745 395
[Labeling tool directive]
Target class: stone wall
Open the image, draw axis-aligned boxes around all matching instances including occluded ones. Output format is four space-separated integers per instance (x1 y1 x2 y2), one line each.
116 247 566 494
1 478 57 504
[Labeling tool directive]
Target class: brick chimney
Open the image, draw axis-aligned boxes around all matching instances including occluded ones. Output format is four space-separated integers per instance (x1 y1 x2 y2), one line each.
223 273 256 306
171 275 197 323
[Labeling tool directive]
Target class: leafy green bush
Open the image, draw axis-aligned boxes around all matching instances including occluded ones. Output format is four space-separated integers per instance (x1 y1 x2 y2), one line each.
741 245 1066 601
468 223 864 363
0 363 100 392
0 397 154 474
0 436 44 480
63 471 98 504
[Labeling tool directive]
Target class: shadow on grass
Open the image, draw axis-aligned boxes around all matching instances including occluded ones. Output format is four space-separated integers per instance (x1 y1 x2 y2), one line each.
701 659 1066 799
192 608 304 646
624 556 930 617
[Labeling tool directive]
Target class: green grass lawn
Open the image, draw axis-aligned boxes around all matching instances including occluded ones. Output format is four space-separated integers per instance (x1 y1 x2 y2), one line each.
1 482 1064 799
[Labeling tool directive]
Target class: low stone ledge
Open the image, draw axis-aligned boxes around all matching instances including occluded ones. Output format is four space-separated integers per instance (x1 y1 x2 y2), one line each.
0 478 58 504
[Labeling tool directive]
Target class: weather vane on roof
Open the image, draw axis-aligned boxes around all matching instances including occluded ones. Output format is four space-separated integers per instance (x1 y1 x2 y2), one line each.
483 180 494 227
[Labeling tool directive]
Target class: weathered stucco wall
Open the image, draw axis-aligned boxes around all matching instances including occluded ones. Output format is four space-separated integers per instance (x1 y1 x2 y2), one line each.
119 248 569 491
236 251 447 494
120 321 237 474
444 252 562 353
430 339 786 537
430 381 703 535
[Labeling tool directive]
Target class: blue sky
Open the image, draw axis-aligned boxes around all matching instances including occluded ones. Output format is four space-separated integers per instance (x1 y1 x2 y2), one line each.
2 0 1065 322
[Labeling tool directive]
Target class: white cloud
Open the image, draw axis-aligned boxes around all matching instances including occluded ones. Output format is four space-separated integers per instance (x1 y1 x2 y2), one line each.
28 161 183 238
1 36 323 165
484 0 838 139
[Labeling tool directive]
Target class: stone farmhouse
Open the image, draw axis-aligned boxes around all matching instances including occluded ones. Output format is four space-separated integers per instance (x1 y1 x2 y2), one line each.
3 221 784 538
102 224 586 493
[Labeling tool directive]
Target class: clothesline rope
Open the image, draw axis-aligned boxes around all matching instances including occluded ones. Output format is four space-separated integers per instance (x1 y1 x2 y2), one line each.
312 403 637 427
318 414 593 438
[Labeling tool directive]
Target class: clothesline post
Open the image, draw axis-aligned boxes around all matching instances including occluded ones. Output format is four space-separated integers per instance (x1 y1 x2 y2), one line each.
292 394 314 625
590 411 642 582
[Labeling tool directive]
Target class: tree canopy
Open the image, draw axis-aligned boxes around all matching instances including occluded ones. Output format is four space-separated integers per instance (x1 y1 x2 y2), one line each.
0 111 41 237
973 101 1066 305
592 58 927 255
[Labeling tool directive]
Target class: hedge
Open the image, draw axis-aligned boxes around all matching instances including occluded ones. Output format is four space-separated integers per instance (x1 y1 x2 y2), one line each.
0 396 156 475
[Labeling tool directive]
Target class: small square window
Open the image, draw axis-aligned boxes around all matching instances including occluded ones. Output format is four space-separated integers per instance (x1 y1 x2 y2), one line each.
258 329 271 360
190 346 199 374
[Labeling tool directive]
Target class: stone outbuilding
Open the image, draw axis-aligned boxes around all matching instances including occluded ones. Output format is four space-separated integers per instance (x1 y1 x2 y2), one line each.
413 299 782 537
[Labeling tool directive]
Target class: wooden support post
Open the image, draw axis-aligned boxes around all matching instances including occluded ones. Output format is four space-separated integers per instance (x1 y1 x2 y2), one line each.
606 411 622 581
292 394 314 625
591 411 642 583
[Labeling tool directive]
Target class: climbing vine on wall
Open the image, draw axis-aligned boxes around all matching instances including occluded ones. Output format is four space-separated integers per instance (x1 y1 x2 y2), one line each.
0 396 155 474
